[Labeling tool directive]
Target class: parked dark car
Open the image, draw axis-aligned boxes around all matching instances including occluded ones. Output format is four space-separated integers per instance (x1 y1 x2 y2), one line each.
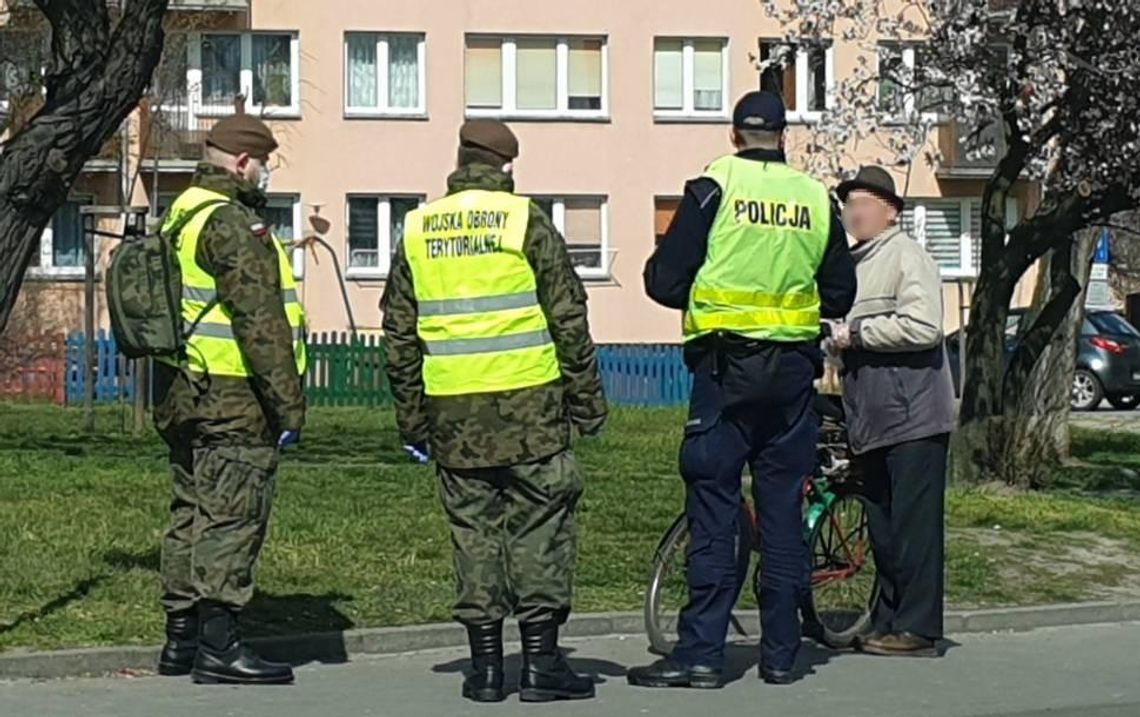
946 309 1140 411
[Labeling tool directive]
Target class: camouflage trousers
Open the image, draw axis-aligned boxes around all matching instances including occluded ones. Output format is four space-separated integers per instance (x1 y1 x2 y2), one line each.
438 449 584 626
160 437 278 613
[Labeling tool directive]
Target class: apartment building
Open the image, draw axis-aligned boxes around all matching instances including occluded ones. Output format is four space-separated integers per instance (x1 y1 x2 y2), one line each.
1 0 1038 343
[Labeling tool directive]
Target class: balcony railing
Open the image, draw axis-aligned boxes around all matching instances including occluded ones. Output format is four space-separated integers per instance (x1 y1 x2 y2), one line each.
938 119 1008 177
140 98 206 163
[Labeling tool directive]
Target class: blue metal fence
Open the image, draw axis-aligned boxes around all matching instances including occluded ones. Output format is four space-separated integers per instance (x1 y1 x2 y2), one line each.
65 331 137 404
63 334 693 407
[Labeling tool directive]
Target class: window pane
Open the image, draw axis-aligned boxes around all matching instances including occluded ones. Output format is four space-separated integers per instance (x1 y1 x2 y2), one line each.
568 39 603 111
516 38 557 110
348 197 379 268
346 33 379 108
903 200 962 270
389 197 419 256
201 34 241 105
563 198 602 269
807 45 827 111
388 36 420 109
252 34 293 108
878 45 905 114
261 199 295 242
51 200 86 268
653 39 683 110
759 41 797 111
692 40 723 111
654 198 679 246
465 38 502 108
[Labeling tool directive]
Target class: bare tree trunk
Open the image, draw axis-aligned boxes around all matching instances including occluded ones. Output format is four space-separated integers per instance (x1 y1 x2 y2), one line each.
998 229 1097 487
951 229 1097 486
0 0 169 334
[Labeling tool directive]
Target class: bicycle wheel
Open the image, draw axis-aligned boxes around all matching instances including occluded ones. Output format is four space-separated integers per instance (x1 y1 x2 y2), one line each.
644 505 753 657
802 491 878 648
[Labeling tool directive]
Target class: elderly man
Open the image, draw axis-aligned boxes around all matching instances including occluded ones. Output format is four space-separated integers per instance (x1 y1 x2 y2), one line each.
831 166 956 657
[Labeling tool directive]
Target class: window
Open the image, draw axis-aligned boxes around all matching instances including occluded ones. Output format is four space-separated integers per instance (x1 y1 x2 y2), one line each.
902 197 1018 277
530 196 609 279
878 43 947 117
261 194 300 243
654 38 728 119
190 32 300 116
654 197 680 246
464 36 607 118
346 195 423 276
758 40 833 120
344 33 426 116
29 196 93 276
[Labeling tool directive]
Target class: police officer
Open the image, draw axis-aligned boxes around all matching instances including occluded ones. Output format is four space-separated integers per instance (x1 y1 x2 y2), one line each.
627 92 856 688
381 119 607 704
152 115 306 685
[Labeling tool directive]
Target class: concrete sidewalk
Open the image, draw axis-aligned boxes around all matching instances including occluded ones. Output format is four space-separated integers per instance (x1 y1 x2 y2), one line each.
3 621 1140 717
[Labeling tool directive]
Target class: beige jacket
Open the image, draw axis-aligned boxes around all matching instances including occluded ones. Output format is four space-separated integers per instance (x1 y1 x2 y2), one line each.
841 226 957 455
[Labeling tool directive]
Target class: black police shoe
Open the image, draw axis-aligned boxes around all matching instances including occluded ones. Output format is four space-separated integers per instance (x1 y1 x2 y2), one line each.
462 621 505 703
627 658 723 689
157 608 198 676
759 664 796 685
190 601 294 685
518 621 595 702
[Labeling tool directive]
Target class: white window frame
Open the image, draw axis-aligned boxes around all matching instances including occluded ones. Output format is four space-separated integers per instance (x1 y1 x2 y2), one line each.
29 193 96 279
464 35 609 121
653 38 731 122
877 42 940 123
263 193 304 279
187 31 301 120
343 32 427 118
532 195 611 280
344 194 426 279
758 39 835 124
909 196 1019 278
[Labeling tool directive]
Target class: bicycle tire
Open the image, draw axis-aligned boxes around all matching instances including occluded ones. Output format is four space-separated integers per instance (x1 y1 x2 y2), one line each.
644 505 753 657
802 490 879 649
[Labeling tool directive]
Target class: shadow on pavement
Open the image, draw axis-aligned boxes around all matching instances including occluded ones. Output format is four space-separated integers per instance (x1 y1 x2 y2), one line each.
243 590 356 667
432 646 627 697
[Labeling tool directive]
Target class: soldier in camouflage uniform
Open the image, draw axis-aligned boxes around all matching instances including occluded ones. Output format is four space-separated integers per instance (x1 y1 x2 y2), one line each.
382 119 607 704
153 115 305 685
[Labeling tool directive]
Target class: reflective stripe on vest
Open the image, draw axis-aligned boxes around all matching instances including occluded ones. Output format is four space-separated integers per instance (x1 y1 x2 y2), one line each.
403 189 561 397
163 186 308 378
683 155 831 343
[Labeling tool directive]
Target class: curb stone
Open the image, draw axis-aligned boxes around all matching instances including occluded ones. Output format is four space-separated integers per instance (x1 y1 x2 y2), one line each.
3 601 1140 682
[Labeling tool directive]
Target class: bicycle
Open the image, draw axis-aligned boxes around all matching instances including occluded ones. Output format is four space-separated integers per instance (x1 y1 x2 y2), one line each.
643 393 879 656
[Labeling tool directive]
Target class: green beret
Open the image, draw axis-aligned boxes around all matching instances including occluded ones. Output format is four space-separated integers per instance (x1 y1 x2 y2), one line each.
205 114 279 158
459 119 519 160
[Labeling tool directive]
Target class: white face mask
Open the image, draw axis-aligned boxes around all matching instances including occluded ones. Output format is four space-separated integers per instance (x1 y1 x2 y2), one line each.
258 163 271 192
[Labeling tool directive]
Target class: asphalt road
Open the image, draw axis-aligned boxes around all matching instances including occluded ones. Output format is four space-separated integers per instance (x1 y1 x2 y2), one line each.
3 621 1139 717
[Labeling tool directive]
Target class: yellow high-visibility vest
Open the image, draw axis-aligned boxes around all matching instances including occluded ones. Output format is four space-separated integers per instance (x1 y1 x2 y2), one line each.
684 155 831 343
162 186 307 377
403 189 561 397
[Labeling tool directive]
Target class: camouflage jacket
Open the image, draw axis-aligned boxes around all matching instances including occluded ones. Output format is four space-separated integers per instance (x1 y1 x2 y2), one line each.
381 164 607 469
153 163 306 447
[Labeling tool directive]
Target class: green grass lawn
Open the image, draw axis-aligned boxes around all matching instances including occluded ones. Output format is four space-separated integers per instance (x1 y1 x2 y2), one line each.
1 403 1139 652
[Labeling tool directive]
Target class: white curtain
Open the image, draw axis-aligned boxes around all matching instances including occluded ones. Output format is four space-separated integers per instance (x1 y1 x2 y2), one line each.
347 34 378 108
388 36 419 109
654 40 683 110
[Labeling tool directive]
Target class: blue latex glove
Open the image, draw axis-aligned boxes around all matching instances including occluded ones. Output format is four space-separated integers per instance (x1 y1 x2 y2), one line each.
403 442 431 465
278 430 301 449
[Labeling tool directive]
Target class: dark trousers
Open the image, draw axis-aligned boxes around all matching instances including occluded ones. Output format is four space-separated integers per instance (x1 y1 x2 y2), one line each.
671 352 818 671
861 434 949 640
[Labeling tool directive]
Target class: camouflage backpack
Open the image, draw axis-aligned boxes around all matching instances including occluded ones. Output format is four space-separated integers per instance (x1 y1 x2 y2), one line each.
106 200 230 360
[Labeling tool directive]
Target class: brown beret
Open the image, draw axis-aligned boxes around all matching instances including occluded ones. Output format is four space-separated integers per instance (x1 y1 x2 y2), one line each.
205 114 279 158
459 119 519 160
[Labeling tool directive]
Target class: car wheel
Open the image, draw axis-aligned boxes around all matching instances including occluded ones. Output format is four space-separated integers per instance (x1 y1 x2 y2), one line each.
1071 370 1104 411
1107 394 1140 411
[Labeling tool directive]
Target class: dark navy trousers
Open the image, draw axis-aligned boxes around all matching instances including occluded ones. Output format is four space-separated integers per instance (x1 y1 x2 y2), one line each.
670 350 818 672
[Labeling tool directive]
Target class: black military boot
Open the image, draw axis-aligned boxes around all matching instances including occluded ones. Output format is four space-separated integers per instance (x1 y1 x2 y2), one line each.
518 621 595 702
157 608 198 676
191 601 294 685
462 621 505 703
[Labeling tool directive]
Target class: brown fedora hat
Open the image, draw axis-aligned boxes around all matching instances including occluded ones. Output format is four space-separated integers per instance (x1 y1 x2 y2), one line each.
837 166 905 212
